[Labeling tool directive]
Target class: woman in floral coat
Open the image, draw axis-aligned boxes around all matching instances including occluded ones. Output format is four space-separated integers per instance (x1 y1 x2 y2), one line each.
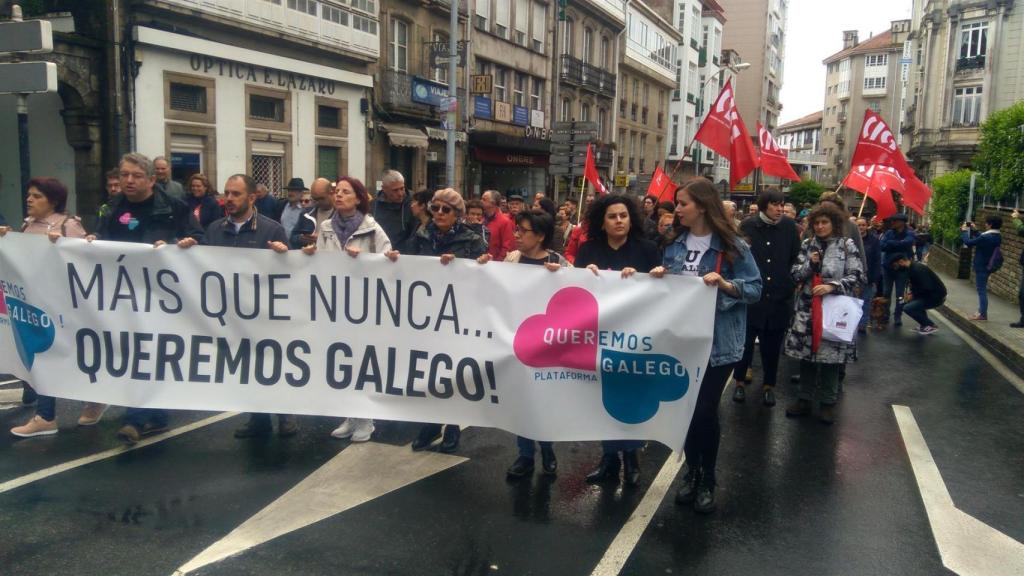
784 203 864 425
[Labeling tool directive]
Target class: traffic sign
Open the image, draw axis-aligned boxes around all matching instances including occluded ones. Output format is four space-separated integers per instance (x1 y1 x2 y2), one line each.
548 165 574 175
0 62 57 94
0 19 53 53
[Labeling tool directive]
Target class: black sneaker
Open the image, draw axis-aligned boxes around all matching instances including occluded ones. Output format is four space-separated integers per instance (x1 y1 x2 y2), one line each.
732 383 746 403
674 465 700 505
585 454 621 483
694 473 716 514
762 387 776 407
412 424 442 451
540 446 558 476
439 425 461 453
506 456 535 479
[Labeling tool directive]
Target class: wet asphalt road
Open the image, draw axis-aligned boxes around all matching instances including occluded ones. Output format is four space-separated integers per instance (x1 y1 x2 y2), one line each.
1 322 1022 576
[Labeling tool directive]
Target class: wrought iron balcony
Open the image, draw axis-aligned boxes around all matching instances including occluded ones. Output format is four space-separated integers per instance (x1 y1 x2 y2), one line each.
580 61 617 98
559 55 584 85
956 55 986 72
838 111 847 123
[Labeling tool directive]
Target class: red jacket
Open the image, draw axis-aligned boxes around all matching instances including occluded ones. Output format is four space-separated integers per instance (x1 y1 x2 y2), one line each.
485 210 515 261
564 222 588 264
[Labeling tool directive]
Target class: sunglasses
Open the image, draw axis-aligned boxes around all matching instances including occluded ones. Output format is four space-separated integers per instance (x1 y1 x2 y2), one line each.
429 203 454 215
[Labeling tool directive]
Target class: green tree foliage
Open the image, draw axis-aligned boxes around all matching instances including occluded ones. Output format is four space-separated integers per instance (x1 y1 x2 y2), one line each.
974 101 1024 200
928 170 973 244
786 178 825 207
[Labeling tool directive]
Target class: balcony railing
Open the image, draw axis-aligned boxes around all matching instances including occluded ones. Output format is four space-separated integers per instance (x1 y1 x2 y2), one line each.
157 0 379 58
956 55 986 72
559 55 584 85
838 111 847 123
580 61 617 98
787 151 827 165
835 133 845 144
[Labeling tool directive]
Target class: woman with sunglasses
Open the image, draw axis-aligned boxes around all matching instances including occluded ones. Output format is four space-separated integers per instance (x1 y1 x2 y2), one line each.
649 177 762 514
302 176 392 443
392 188 488 453
576 194 661 487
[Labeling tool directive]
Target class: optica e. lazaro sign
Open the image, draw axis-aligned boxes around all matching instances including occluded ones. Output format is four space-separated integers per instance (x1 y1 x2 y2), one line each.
189 53 337 95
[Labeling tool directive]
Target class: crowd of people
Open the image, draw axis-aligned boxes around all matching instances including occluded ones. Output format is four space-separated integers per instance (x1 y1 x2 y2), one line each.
1 151 964 516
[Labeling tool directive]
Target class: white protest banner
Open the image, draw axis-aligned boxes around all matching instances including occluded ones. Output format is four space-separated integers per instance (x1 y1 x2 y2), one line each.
0 233 715 451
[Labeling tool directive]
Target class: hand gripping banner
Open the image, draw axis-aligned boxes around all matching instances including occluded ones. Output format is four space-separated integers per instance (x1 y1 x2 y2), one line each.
0 234 716 451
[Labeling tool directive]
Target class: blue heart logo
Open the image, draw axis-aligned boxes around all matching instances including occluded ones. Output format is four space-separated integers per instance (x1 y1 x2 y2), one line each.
127 217 139 231
6 298 55 370
599 348 689 424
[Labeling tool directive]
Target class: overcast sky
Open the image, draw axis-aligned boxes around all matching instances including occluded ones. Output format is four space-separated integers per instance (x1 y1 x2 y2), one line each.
778 0 913 124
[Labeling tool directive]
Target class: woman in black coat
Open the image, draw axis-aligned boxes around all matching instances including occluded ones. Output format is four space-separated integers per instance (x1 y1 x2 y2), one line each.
186 173 224 229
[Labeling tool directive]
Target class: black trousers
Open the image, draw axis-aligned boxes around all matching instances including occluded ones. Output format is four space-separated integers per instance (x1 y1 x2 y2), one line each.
684 362 736 484
731 325 786 387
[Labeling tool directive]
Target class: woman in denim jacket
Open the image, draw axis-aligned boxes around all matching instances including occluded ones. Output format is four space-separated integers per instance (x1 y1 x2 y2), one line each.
651 178 762 514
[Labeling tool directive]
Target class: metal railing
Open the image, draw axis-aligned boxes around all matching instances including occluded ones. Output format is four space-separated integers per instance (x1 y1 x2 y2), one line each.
956 55 986 72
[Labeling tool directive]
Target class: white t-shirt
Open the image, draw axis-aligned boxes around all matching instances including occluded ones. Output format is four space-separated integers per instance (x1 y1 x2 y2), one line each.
680 233 712 276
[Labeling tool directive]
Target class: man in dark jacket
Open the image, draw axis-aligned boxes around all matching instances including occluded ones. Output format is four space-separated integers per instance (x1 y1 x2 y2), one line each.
369 170 417 249
880 213 915 325
289 177 336 249
732 189 800 407
181 174 298 437
254 183 283 221
857 217 882 332
90 152 204 445
892 255 946 334
961 215 1002 321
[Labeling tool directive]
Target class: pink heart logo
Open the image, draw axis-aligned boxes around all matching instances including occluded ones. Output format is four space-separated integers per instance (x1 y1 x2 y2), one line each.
514 287 599 372
118 212 132 225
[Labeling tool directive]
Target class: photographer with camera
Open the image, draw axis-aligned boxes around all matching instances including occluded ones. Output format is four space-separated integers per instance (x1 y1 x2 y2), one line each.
961 215 1003 321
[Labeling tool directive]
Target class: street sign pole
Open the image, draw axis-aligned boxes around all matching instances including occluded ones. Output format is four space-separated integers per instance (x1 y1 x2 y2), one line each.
446 0 458 188
17 93 29 211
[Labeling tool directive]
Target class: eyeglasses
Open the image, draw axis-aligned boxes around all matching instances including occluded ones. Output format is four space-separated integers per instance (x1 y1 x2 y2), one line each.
514 226 534 235
301 198 312 204
429 204 454 215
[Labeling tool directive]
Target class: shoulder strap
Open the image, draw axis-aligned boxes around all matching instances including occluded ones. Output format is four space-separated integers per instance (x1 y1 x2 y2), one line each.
60 216 71 237
715 251 723 274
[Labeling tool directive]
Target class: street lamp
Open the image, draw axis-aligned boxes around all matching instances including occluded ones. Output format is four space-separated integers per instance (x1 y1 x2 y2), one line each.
693 62 751 176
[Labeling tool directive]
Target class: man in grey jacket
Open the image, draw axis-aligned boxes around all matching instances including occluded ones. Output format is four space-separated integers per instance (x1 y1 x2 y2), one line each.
153 156 186 202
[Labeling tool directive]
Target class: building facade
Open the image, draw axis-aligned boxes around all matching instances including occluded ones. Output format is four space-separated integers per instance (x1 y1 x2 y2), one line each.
821 22 910 186
714 0 786 132
617 0 681 193
371 0 468 193
554 0 625 193
777 110 826 182
905 0 1022 181
465 0 553 199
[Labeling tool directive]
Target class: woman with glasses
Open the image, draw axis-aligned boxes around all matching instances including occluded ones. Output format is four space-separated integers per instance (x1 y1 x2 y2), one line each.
487 209 569 478
393 188 488 453
650 178 762 514
302 176 392 443
576 194 661 487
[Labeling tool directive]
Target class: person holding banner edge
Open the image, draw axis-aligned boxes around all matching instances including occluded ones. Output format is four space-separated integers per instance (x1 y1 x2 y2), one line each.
649 178 762 514
4 177 110 438
576 194 662 487
303 176 393 443
87 152 205 445
393 188 488 453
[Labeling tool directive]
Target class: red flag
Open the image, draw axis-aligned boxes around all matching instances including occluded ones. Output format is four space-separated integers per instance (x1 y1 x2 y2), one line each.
903 175 931 214
646 166 678 203
811 274 823 354
693 79 759 186
842 165 897 220
584 144 608 196
757 122 801 181
850 110 916 178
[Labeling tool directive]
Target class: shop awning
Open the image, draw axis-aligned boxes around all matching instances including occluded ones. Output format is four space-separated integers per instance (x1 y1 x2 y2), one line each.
385 124 429 149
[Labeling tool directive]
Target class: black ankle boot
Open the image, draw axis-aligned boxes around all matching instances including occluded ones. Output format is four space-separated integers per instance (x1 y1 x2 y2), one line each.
585 454 621 483
439 425 461 453
540 445 557 476
622 450 640 486
674 464 700 505
694 471 716 514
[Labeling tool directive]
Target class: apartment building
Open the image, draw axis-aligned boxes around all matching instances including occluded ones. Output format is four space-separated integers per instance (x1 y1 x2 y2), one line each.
905 0 1023 180
714 0 787 132
617 0 682 193
777 110 826 182
820 21 910 186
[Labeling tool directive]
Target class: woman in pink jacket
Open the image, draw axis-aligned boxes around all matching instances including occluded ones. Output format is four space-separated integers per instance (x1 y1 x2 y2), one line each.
1 178 109 437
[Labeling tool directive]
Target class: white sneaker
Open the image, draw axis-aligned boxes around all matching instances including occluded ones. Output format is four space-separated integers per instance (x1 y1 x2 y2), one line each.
330 418 355 439
350 419 375 443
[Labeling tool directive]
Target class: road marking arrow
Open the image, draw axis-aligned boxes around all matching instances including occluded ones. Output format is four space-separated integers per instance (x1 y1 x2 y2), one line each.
893 405 1024 576
173 441 467 575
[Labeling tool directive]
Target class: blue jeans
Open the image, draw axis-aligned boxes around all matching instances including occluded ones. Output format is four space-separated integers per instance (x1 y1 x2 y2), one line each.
516 436 553 458
123 408 169 429
859 284 876 329
975 269 990 316
903 298 940 328
882 267 908 320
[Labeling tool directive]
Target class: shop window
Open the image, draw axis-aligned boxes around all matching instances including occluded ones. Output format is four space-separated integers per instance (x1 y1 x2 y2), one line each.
167 128 216 189
164 72 215 124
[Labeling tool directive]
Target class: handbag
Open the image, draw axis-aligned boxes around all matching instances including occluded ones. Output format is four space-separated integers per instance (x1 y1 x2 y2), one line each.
821 294 864 343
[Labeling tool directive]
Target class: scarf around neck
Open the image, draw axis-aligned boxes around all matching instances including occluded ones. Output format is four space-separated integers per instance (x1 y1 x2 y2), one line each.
759 211 780 226
331 211 364 246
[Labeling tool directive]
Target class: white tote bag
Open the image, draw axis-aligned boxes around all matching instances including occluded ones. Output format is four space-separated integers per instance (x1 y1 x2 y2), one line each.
821 295 864 343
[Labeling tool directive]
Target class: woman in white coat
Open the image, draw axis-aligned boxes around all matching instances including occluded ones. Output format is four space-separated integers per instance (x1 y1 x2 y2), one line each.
302 176 392 441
